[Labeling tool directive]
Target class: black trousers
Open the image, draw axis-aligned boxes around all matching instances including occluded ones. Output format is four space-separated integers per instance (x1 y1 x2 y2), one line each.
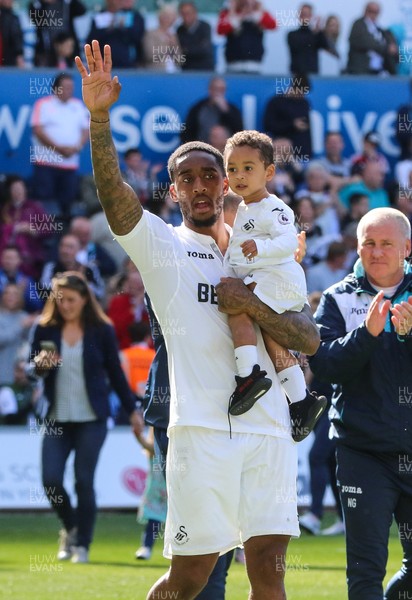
337 444 412 600
42 420 107 549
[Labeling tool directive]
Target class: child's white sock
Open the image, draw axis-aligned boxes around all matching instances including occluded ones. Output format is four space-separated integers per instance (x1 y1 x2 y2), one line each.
279 365 306 403
234 345 258 377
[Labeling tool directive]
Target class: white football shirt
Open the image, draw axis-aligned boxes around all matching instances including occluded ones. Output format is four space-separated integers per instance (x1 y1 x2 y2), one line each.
113 210 291 438
226 194 299 278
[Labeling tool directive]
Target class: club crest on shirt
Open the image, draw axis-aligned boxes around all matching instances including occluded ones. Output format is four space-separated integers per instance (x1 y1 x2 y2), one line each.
241 219 255 232
174 525 190 545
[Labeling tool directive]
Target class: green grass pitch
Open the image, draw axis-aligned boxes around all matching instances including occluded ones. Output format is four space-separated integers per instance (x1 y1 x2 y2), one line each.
0 512 402 599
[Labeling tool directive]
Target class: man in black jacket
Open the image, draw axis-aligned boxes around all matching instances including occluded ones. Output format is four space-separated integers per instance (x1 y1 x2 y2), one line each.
310 207 412 599
86 0 145 68
177 1 214 71
346 2 398 75
181 77 243 144
263 75 312 160
287 3 330 75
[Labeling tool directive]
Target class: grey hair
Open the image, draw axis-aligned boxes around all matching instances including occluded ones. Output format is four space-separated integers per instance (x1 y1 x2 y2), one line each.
357 207 411 240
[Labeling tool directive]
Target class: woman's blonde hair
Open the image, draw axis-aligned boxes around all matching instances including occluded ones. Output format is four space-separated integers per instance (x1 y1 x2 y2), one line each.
39 271 111 327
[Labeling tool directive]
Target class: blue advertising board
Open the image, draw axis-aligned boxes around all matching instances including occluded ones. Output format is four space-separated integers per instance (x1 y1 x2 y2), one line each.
0 69 410 178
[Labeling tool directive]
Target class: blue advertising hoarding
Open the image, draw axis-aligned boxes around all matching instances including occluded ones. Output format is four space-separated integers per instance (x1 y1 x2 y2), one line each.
0 69 410 178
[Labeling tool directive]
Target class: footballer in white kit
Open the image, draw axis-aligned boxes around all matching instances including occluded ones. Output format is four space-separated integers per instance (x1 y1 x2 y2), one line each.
114 209 300 556
76 42 321 598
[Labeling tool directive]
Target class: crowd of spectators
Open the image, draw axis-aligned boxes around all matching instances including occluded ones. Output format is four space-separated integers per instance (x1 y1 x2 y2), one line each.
0 1 410 75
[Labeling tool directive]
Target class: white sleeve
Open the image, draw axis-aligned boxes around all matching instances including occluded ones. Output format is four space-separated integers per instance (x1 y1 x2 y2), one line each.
111 211 184 315
254 204 298 259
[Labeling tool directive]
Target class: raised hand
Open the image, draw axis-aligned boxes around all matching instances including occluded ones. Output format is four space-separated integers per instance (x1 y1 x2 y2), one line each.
75 41 121 120
365 290 391 337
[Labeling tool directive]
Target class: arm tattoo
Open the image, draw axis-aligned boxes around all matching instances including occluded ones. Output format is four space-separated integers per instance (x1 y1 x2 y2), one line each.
247 297 320 355
90 121 142 235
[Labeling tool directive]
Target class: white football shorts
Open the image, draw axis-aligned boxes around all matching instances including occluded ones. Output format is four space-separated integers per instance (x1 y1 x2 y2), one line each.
243 264 307 314
163 426 300 558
